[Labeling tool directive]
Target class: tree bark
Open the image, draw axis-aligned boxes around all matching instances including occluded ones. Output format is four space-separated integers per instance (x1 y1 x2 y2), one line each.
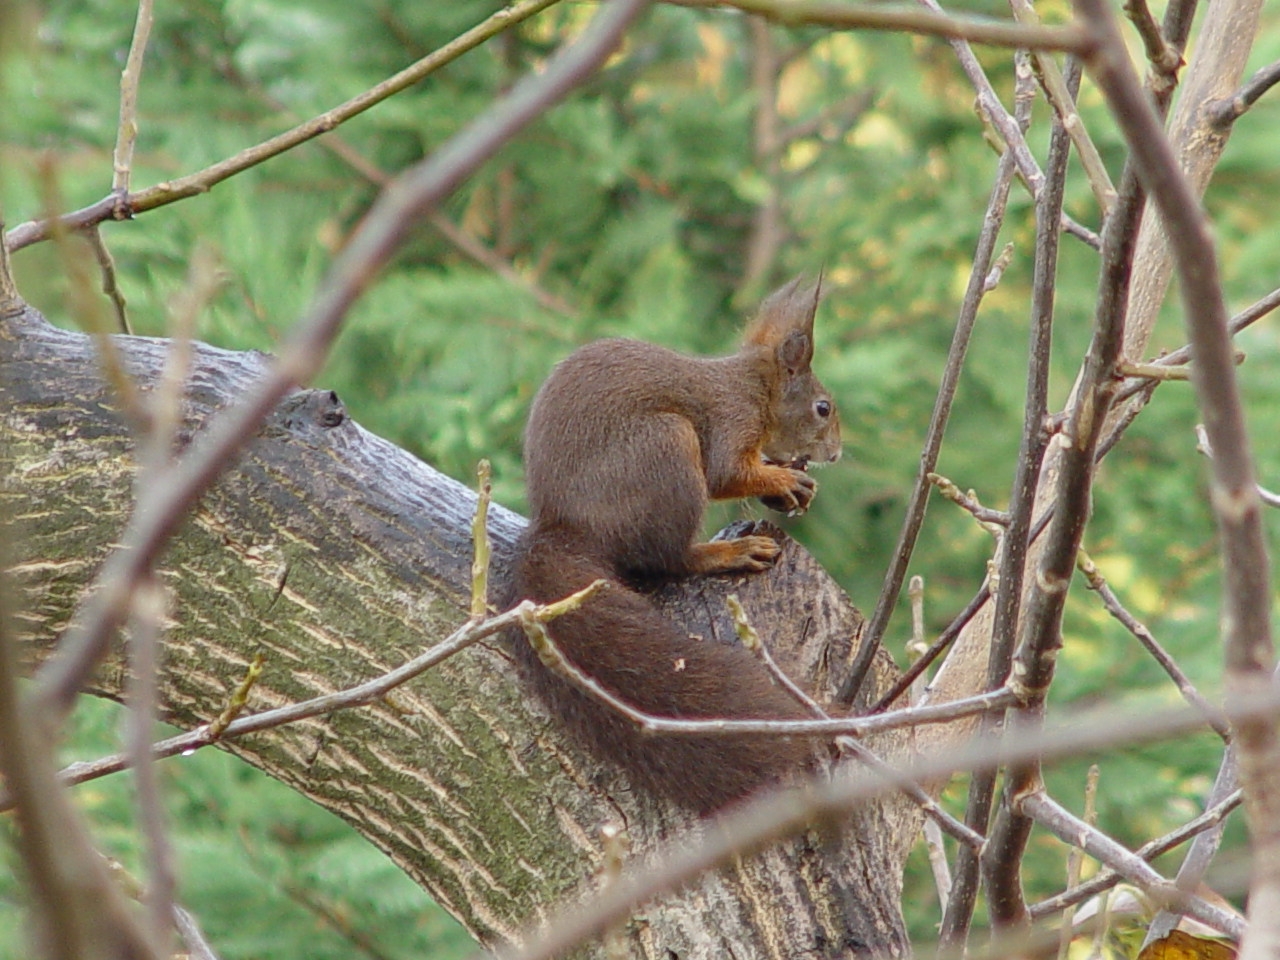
1 299 916 959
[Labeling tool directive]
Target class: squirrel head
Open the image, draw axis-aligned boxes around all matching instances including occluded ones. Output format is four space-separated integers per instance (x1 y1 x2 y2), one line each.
742 276 843 470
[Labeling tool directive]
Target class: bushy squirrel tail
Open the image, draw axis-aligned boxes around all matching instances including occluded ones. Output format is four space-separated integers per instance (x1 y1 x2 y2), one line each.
509 524 816 815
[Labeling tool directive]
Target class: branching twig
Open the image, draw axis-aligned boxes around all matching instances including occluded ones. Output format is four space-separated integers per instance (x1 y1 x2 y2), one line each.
5 0 565 251
228 77 578 317
944 53 1078 943
1008 0 1115 215
1197 424 1280 512
869 584 992 714
1103 284 1280 461
1208 57 1280 128
915 0 1046 199
726 595 986 850
1122 0 1184 90
1029 785 1243 921
927 473 1010 531
1021 791 1243 938
524 602 1023 739
1166 285 1280 364
37 160 150 435
1146 743 1241 944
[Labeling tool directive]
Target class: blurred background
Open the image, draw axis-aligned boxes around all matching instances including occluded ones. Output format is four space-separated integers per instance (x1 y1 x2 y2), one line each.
3 0 1279 954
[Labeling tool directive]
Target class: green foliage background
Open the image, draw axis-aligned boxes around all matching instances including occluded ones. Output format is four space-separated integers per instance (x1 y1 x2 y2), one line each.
3 0 1279 955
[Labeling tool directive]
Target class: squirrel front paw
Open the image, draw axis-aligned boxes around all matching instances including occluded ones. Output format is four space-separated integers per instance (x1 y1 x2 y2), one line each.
689 534 782 575
759 468 817 516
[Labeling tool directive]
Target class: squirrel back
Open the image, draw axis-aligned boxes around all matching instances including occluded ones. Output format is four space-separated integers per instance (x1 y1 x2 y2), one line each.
510 278 842 814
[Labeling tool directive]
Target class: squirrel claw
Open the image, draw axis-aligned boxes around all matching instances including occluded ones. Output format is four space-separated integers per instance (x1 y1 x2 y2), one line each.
760 468 817 515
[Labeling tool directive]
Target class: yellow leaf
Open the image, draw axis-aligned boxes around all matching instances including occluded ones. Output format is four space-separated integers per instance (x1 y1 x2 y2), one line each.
1138 930 1237 960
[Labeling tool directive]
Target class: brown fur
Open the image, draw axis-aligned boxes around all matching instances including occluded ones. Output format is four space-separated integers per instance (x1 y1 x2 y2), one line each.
510 278 842 814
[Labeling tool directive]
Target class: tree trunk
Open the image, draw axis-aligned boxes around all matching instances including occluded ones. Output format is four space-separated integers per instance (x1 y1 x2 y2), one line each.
1 299 917 959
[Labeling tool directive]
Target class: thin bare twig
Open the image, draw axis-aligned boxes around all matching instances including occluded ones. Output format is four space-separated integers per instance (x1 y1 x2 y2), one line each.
126 577 176 948
83 225 131 333
727 595 823 714
0 565 159 957
915 0 1046 199
1058 765 1100 960
37 160 150 435
932 15 1200 929
28 0 651 727
1145 743 1240 944
148 245 221 470
111 0 155 200
471 460 494 620
1102 284 1280 459
681 0 1095 53
5 590 604 811
1150 285 1280 370
992 71 1134 936
779 89 875 146
838 142 1022 708
173 904 221 960
1062 216 1102 250
522 609 1023 740
228 78 578 316
1116 358 1192 380
907 590 957 912
869 584 992 714
1076 550 1229 738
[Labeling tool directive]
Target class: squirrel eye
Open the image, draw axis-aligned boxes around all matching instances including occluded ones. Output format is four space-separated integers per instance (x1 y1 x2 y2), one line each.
814 399 832 418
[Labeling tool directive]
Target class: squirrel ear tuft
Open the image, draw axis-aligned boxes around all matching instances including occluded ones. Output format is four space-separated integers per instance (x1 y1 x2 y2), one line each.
743 274 823 355
778 330 813 373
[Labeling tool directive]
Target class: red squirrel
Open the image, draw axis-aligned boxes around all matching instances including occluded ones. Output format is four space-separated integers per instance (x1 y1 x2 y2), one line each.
509 277 842 814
